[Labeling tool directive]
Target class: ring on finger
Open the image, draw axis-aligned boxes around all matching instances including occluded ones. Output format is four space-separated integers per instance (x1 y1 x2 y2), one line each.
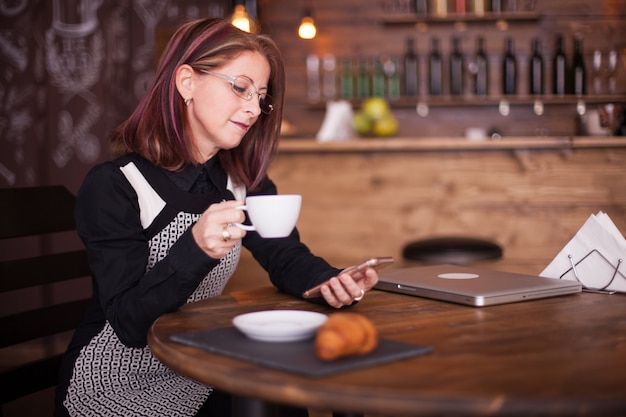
221 226 231 242
353 288 365 301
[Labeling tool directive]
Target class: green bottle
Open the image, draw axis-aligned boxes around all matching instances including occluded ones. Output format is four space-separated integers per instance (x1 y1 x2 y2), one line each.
356 57 371 98
339 57 354 99
385 56 401 99
372 56 386 97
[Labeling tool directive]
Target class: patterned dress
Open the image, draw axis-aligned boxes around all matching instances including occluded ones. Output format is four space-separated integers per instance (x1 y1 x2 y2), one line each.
57 153 340 417
63 157 242 416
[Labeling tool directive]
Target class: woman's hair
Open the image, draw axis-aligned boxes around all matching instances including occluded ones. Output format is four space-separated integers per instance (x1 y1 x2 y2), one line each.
109 18 285 192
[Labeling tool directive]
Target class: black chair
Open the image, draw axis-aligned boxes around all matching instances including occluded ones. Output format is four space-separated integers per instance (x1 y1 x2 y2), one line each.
402 236 503 265
0 186 91 416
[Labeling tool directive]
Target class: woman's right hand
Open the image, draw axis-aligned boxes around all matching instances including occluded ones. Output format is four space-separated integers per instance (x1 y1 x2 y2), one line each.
191 200 246 259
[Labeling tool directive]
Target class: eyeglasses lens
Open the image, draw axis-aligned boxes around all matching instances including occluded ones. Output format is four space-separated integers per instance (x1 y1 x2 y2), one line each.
232 77 273 114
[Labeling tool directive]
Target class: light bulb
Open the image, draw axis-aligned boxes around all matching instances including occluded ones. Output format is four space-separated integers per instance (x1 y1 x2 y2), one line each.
231 5 251 33
298 16 316 39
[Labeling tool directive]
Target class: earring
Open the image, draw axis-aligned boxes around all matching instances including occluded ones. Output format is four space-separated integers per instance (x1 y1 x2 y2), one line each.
184 97 191 106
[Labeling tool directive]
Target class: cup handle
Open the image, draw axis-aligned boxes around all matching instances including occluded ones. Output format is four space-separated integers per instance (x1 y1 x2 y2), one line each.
234 205 256 231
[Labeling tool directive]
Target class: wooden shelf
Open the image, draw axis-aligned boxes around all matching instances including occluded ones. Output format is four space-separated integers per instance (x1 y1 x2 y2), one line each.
307 94 626 110
278 137 626 154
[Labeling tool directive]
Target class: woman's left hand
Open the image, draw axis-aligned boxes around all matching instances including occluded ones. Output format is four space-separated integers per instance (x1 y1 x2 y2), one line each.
319 267 379 308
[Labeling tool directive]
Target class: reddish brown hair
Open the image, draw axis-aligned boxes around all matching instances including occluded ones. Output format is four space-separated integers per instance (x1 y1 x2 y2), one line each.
110 18 285 191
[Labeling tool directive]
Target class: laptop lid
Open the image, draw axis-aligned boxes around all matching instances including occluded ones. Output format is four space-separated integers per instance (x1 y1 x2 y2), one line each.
375 264 582 307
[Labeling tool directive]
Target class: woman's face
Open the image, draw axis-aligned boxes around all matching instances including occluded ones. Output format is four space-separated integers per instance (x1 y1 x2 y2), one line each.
184 51 271 162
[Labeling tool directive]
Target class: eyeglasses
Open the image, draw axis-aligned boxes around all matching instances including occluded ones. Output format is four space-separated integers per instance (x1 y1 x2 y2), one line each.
198 70 274 114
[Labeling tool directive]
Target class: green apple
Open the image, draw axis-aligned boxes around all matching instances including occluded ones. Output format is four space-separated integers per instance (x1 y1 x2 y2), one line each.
373 113 398 137
353 111 373 135
362 97 390 121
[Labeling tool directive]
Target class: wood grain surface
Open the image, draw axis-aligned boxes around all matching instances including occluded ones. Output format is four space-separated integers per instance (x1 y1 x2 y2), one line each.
149 286 626 416
226 144 626 293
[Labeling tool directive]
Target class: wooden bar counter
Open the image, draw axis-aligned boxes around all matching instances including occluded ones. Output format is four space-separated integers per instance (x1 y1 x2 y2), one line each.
227 136 626 292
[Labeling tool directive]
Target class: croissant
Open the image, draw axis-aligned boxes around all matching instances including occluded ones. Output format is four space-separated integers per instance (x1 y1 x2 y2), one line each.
315 312 378 361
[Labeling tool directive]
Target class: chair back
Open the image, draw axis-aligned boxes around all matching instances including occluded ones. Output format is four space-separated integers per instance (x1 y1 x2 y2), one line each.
0 186 92 414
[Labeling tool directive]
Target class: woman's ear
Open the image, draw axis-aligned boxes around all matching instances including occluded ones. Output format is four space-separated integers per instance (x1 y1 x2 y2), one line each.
175 64 194 102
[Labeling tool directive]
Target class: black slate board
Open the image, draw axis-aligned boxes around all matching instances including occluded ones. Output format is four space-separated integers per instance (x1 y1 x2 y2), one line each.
171 327 432 377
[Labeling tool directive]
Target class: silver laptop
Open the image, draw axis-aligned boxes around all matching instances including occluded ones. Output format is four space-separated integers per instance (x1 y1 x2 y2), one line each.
376 264 582 307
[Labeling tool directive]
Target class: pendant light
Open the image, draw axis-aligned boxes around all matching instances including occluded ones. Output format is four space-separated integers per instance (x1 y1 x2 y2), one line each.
231 1 251 33
298 8 316 39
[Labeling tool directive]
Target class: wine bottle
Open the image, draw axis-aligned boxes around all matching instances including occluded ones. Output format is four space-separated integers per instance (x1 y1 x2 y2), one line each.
433 0 447 17
449 37 464 96
306 54 321 100
474 36 488 96
491 0 502 14
415 0 428 15
552 34 567 96
322 54 336 100
572 34 586 96
372 56 386 97
473 0 486 16
356 57 370 99
456 0 466 14
404 38 419 96
339 57 354 99
385 56 401 99
529 38 544 95
429 37 443 96
502 37 517 95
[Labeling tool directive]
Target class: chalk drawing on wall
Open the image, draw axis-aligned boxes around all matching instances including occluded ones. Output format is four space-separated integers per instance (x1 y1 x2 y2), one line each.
0 2 31 185
0 0 28 16
132 0 168 100
45 0 104 167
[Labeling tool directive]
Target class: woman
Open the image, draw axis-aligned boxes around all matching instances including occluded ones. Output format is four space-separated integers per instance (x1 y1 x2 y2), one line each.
55 18 379 417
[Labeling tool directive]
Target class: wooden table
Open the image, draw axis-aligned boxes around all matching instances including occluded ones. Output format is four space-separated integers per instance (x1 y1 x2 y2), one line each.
148 286 626 417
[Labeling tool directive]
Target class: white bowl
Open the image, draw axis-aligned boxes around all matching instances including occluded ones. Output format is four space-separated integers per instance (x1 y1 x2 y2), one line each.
233 310 328 343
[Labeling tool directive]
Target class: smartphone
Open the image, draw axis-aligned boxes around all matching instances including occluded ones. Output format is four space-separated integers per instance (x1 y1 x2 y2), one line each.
302 256 395 299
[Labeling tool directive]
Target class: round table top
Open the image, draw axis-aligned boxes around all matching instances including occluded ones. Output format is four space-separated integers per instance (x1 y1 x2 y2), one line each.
149 286 626 416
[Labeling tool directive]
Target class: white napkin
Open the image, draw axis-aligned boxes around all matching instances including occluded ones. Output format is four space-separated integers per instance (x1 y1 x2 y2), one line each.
316 100 355 142
540 211 626 293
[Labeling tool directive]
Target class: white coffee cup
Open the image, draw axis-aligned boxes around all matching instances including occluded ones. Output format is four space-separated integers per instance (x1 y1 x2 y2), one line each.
235 195 302 238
